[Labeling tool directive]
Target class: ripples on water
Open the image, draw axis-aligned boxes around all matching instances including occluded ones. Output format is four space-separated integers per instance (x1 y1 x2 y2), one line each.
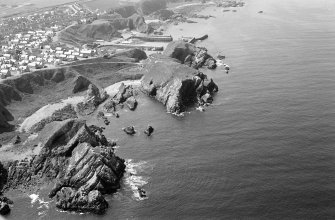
7 0 335 219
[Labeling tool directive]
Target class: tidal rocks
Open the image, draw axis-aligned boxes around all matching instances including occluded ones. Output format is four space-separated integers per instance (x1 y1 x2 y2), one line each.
97 111 110 125
3 119 125 214
144 125 154 136
123 126 136 135
140 55 218 114
163 41 217 69
55 188 108 214
125 96 138 111
103 83 138 114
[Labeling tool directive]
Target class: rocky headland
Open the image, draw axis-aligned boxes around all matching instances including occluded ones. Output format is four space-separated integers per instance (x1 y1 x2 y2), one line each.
0 0 233 217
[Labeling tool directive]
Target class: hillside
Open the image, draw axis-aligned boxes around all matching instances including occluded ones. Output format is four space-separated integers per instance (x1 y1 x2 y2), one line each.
0 50 145 137
59 14 151 46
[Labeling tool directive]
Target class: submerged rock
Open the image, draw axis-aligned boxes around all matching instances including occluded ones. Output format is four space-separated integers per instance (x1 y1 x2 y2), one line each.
123 126 136 135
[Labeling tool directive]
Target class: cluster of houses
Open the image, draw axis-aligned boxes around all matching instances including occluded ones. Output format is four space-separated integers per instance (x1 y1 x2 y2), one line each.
0 29 96 79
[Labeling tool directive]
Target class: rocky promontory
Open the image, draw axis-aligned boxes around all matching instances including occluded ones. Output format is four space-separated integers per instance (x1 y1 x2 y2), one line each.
140 53 218 114
163 40 217 69
3 119 125 214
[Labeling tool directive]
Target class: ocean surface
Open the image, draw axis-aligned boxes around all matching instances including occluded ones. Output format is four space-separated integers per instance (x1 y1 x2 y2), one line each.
6 0 335 219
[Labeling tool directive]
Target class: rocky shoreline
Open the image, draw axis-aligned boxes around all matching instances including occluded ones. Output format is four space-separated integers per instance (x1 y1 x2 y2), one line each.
0 0 238 217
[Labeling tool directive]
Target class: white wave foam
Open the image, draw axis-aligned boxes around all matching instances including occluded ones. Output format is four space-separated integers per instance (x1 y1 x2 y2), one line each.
29 193 51 215
216 60 224 66
125 159 150 201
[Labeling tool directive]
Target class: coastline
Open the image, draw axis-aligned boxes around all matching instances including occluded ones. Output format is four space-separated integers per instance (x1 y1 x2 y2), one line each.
0 1 241 218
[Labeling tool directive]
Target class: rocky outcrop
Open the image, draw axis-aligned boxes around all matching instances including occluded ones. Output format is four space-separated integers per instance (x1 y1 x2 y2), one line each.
77 84 108 116
103 83 138 115
140 55 218 114
163 41 217 69
3 119 125 214
55 188 108 214
73 75 92 94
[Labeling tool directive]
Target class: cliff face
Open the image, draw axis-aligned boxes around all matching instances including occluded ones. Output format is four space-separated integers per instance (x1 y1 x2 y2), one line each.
140 55 218 114
4 119 125 214
163 41 217 69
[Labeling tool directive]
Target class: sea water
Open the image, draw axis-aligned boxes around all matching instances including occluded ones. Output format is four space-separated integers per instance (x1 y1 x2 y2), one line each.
6 0 335 219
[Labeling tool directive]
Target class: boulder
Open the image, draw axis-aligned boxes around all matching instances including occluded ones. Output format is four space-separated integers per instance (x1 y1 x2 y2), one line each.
201 92 213 104
204 78 218 93
0 202 10 215
125 96 138 111
144 125 154 136
123 126 136 135
55 187 108 214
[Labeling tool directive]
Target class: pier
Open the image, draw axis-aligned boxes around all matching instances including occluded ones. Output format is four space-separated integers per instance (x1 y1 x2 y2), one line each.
98 44 164 51
132 35 173 42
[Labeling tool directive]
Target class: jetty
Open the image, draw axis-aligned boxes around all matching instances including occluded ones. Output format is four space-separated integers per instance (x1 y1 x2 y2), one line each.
132 35 173 42
98 44 164 51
